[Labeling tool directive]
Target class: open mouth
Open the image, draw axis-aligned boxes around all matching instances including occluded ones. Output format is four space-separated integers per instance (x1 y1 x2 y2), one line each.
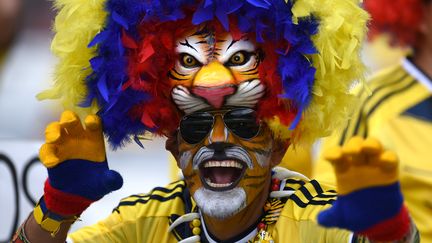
199 160 246 191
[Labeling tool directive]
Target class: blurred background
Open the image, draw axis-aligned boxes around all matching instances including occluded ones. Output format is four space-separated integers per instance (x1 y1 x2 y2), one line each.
0 0 408 242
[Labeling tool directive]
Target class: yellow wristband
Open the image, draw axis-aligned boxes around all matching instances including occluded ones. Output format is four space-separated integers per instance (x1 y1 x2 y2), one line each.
33 197 78 237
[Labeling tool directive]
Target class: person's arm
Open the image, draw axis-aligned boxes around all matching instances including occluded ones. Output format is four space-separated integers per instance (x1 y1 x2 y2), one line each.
12 213 73 243
318 136 418 242
11 111 123 242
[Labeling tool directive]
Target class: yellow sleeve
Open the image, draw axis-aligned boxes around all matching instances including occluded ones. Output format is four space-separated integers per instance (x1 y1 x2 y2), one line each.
271 179 352 242
68 211 129 243
69 181 187 243
69 211 176 243
274 216 353 243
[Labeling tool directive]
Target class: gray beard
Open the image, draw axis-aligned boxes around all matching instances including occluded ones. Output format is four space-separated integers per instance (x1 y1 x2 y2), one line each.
193 187 247 220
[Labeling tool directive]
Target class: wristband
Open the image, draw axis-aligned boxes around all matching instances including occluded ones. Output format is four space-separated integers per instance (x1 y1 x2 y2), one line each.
33 197 79 237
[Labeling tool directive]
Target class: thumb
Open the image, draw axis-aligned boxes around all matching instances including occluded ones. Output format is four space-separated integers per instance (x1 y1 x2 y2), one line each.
317 205 345 228
101 170 123 193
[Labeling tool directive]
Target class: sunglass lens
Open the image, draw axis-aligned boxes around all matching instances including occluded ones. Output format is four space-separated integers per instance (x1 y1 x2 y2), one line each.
224 109 260 139
180 112 214 144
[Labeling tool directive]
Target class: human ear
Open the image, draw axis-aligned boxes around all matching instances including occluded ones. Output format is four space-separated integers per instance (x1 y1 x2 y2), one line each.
270 139 290 167
165 132 180 162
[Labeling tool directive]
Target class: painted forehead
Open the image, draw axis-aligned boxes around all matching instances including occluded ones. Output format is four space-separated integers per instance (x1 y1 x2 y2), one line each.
175 27 256 64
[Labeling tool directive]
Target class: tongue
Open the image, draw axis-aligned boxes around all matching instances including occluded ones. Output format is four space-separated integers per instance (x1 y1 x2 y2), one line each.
210 167 237 184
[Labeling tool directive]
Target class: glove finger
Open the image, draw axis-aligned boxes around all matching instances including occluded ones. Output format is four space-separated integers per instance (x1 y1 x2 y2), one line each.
378 151 399 173
84 115 103 132
39 143 60 168
101 170 123 193
45 122 63 144
84 115 105 147
361 137 383 156
60 111 84 135
342 136 366 165
342 136 363 155
317 206 344 228
323 147 350 173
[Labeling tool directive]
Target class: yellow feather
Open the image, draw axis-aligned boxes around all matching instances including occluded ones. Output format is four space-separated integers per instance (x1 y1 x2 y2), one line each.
272 0 369 146
37 0 108 119
40 0 369 146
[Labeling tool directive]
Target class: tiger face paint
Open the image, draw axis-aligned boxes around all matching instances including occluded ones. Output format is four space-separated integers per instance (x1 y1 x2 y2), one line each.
170 26 278 220
177 110 276 219
170 26 266 114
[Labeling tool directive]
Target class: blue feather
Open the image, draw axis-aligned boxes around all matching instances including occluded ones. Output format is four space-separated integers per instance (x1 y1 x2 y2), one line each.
83 0 320 147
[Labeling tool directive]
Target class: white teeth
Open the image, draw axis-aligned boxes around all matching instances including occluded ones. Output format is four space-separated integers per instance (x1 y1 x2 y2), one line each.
203 160 243 169
205 178 233 188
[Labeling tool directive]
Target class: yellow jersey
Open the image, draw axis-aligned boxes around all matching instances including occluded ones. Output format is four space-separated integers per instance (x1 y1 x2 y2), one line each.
314 58 432 242
69 178 355 242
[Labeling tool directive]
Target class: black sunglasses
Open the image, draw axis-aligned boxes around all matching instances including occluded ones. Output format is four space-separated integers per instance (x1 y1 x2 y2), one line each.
179 108 261 144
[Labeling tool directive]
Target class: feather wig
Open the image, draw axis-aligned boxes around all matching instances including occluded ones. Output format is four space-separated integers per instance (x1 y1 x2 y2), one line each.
39 0 369 148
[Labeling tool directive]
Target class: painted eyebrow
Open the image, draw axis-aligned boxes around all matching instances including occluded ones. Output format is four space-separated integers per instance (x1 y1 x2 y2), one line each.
225 34 250 52
226 39 238 52
179 39 198 53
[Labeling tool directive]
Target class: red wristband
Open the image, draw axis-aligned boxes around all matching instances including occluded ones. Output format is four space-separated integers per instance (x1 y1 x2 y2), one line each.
43 180 94 216
358 205 410 241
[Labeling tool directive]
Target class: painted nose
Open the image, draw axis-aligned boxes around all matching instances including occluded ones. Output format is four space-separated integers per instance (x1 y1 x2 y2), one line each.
208 115 227 144
192 61 235 108
194 61 234 87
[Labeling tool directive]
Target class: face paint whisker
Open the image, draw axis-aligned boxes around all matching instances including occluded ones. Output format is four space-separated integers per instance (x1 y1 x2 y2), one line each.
240 71 259 76
172 68 188 76
168 72 189 81
180 151 192 169
254 150 272 167
224 147 253 169
193 147 215 169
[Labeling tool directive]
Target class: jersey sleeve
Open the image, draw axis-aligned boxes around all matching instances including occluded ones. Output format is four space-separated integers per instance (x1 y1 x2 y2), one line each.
271 179 353 242
68 181 187 243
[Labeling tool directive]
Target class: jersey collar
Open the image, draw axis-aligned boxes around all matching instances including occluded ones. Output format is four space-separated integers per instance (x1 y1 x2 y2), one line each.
402 58 432 93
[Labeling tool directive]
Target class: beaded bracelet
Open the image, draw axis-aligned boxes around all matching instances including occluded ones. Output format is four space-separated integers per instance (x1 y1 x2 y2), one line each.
11 224 31 243
11 213 33 243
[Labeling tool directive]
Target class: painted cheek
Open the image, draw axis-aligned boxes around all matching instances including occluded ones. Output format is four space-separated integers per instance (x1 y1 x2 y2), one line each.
168 71 194 88
182 162 202 194
177 137 205 193
235 129 273 195
232 72 259 83
239 162 271 205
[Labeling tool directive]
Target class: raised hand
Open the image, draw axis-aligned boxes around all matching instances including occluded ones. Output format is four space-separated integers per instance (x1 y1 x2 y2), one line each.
39 111 123 217
318 137 411 241
40 110 107 167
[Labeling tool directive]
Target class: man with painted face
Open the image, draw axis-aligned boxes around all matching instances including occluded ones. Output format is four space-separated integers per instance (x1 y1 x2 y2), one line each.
13 0 419 242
